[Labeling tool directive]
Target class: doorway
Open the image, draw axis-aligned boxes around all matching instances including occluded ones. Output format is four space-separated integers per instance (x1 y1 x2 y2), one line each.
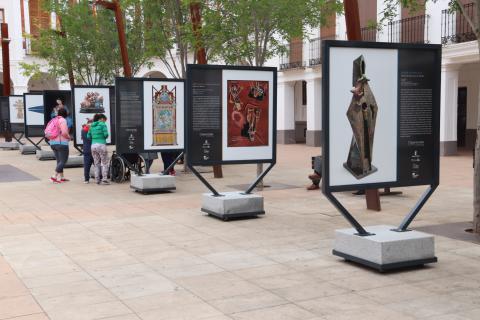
457 87 467 148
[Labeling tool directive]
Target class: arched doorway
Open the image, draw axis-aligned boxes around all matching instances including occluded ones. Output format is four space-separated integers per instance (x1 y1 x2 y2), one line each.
27 74 58 92
143 71 167 79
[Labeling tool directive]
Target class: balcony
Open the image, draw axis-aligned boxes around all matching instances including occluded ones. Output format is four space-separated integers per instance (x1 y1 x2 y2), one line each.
279 40 306 71
361 26 377 42
388 15 430 43
308 36 336 67
441 2 478 45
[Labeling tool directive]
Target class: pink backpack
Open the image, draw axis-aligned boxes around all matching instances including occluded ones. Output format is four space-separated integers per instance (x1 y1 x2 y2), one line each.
45 117 61 140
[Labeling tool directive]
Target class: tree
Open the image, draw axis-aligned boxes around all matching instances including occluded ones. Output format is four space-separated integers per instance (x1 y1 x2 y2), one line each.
202 0 343 67
21 0 154 86
383 0 480 232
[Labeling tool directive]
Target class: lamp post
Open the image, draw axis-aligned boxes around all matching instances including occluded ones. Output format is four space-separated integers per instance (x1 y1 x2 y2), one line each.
343 0 381 211
95 0 132 77
190 2 223 178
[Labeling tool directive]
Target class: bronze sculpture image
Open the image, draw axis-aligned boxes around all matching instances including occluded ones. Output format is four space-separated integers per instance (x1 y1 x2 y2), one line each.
343 55 378 179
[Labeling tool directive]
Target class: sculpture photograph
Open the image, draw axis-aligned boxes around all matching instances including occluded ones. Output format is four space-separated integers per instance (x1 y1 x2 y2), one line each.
9 96 24 123
79 92 105 113
343 55 378 179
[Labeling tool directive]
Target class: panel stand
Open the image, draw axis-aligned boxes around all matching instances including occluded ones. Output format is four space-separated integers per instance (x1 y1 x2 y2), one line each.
12 133 24 145
130 152 184 194
325 184 438 272
189 162 275 221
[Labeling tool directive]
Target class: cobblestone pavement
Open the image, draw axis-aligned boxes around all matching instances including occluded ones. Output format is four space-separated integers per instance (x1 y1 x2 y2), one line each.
0 142 478 320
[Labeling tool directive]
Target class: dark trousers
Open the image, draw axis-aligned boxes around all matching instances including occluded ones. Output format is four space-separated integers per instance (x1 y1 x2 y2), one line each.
161 152 177 171
51 144 69 174
83 153 93 181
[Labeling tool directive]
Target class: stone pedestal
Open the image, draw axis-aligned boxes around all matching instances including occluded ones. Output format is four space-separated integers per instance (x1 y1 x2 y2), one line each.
201 192 264 221
0 142 20 150
130 174 176 194
333 225 437 272
65 155 84 168
20 145 37 155
36 147 55 160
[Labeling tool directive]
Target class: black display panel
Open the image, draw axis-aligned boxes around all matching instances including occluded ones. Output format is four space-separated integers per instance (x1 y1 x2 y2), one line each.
43 90 72 130
8 96 25 134
115 77 186 155
322 41 441 193
186 64 277 166
0 97 9 134
116 78 143 155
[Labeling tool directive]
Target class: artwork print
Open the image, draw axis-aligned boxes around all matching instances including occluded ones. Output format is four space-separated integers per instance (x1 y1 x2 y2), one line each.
152 85 177 146
9 96 24 124
74 87 111 145
80 92 105 113
25 94 44 126
344 55 378 179
227 80 269 147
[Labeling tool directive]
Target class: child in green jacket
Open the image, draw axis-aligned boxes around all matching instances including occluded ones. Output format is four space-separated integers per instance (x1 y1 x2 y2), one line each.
88 114 110 184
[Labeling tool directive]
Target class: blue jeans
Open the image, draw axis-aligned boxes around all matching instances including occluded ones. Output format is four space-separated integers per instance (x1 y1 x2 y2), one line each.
51 144 69 173
83 153 93 181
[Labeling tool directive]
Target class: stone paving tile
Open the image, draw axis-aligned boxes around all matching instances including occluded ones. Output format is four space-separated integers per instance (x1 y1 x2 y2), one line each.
0 144 477 320
137 301 224 320
0 295 44 319
229 303 317 320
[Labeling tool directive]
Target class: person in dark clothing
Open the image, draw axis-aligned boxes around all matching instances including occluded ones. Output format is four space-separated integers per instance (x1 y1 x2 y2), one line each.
161 151 178 175
81 119 93 183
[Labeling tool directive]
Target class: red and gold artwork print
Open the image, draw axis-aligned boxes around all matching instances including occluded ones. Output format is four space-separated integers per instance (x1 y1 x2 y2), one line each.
227 80 269 147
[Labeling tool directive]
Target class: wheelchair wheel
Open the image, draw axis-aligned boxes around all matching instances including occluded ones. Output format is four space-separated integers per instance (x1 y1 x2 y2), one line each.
110 155 126 183
132 154 146 175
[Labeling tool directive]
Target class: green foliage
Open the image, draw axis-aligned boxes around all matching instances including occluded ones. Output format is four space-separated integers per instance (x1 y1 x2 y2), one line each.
22 0 154 86
202 0 343 66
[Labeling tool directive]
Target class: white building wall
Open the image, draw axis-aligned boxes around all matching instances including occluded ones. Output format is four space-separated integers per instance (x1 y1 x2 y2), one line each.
459 63 480 130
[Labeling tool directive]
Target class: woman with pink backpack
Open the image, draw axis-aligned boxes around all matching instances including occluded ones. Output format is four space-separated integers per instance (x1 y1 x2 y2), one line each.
46 108 70 183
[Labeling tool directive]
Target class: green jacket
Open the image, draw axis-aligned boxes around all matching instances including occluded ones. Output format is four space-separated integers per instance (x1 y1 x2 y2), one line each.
87 121 109 144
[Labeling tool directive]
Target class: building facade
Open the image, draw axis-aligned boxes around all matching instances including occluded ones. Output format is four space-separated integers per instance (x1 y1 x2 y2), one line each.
0 0 478 156
277 0 479 156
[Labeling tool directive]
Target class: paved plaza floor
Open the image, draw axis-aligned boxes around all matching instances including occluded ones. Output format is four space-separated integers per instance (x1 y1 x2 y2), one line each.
0 142 478 320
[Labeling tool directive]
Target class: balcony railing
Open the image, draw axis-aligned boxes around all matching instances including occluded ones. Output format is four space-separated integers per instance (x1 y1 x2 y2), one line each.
388 14 429 43
308 36 336 67
279 40 306 70
441 2 478 45
361 26 377 42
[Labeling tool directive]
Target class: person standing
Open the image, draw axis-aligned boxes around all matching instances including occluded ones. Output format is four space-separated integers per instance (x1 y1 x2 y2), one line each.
48 108 70 183
81 119 93 184
161 151 178 175
88 114 110 185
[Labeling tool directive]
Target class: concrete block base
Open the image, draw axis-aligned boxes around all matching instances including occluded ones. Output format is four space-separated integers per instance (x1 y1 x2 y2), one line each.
20 145 37 155
0 142 20 150
36 148 55 161
201 192 264 221
65 155 84 168
130 174 176 194
333 225 437 272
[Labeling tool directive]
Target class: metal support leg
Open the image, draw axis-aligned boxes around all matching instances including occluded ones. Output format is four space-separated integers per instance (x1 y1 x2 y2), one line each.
394 185 437 232
26 137 43 150
324 191 374 236
189 165 221 197
244 162 275 194
162 152 184 175
13 133 24 145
